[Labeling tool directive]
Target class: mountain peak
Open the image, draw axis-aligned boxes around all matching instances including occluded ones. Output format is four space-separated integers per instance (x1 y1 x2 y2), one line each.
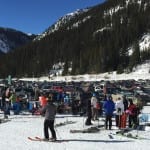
0 27 36 53
35 8 90 41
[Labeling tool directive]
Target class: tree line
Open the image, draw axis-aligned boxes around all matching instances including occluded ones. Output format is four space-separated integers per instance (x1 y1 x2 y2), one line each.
0 0 149 78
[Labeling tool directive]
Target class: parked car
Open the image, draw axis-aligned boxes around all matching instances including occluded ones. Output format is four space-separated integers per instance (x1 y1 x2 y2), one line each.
41 85 52 93
52 86 63 93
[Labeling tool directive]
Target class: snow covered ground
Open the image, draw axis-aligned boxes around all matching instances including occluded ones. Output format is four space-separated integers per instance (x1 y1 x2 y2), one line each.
0 110 150 150
20 61 150 82
1 61 149 150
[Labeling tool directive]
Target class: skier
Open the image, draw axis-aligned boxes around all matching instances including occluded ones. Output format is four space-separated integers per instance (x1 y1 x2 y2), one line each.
40 94 57 141
103 95 115 130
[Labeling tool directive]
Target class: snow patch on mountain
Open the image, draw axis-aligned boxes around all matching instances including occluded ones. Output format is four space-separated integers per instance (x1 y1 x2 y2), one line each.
0 34 10 53
128 33 150 56
104 5 124 17
139 33 150 51
68 16 91 29
94 26 111 35
0 27 36 53
103 0 143 17
35 8 89 41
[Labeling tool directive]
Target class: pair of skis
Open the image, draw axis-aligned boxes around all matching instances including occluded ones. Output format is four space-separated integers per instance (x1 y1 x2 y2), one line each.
109 128 150 140
28 136 67 142
28 136 46 141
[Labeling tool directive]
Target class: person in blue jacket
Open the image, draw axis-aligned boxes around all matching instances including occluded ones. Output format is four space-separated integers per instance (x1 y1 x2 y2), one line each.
103 95 115 130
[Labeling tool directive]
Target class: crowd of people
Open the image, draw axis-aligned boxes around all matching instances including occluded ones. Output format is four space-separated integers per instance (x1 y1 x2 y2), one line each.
103 95 140 130
0 87 22 118
0 83 141 132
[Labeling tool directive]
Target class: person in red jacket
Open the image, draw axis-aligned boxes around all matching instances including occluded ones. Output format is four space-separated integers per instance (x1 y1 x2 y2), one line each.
39 93 47 108
126 99 138 128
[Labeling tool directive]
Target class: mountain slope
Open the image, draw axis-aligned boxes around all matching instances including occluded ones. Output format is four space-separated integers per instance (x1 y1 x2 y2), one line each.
34 8 90 41
0 27 36 53
0 0 150 78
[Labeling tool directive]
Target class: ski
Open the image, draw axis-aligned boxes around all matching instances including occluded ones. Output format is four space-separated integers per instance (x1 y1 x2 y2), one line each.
28 137 52 142
70 126 100 133
35 136 66 142
115 128 133 134
35 136 43 140
28 137 41 141
55 121 76 127
116 133 138 139
109 129 139 140
28 136 68 142
35 136 58 142
111 132 150 140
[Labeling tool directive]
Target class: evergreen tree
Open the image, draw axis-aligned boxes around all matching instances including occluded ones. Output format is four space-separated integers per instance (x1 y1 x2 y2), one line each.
0 0 149 78
62 60 69 75
129 41 141 70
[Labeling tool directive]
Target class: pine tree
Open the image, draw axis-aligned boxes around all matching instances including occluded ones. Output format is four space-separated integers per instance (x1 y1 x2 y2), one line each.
129 41 141 70
62 60 69 75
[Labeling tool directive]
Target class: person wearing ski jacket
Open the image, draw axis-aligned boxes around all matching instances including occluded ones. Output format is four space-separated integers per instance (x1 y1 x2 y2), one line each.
40 95 57 141
115 97 124 128
103 95 115 130
91 93 98 121
84 91 92 125
126 99 138 128
9 92 20 115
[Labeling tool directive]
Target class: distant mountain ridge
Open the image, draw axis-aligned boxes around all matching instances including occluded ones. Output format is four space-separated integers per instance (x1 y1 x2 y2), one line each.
0 0 150 78
0 27 36 53
35 8 90 41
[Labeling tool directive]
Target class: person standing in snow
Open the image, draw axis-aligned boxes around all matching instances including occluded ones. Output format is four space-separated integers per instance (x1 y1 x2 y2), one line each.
126 99 139 128
9 92 20 115
91 93 98 121
103 95 115 130
123 96 128 111
3 87 11 118
34 85 40 101
115 97 124 128
82 89 92 126
40 94 57 141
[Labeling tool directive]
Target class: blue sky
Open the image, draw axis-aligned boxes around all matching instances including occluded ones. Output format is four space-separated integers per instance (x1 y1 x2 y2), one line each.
0 0 105 34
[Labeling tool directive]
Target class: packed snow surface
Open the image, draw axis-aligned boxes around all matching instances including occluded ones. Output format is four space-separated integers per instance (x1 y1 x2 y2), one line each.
0 111 150 150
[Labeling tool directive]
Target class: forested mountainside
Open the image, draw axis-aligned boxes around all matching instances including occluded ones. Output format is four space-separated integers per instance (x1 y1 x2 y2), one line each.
0 0 149 78
0 27 36 53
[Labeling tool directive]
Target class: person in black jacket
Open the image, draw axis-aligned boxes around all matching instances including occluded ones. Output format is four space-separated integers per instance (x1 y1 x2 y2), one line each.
123 96 128 111
41 95 57 141
83 90 92 125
